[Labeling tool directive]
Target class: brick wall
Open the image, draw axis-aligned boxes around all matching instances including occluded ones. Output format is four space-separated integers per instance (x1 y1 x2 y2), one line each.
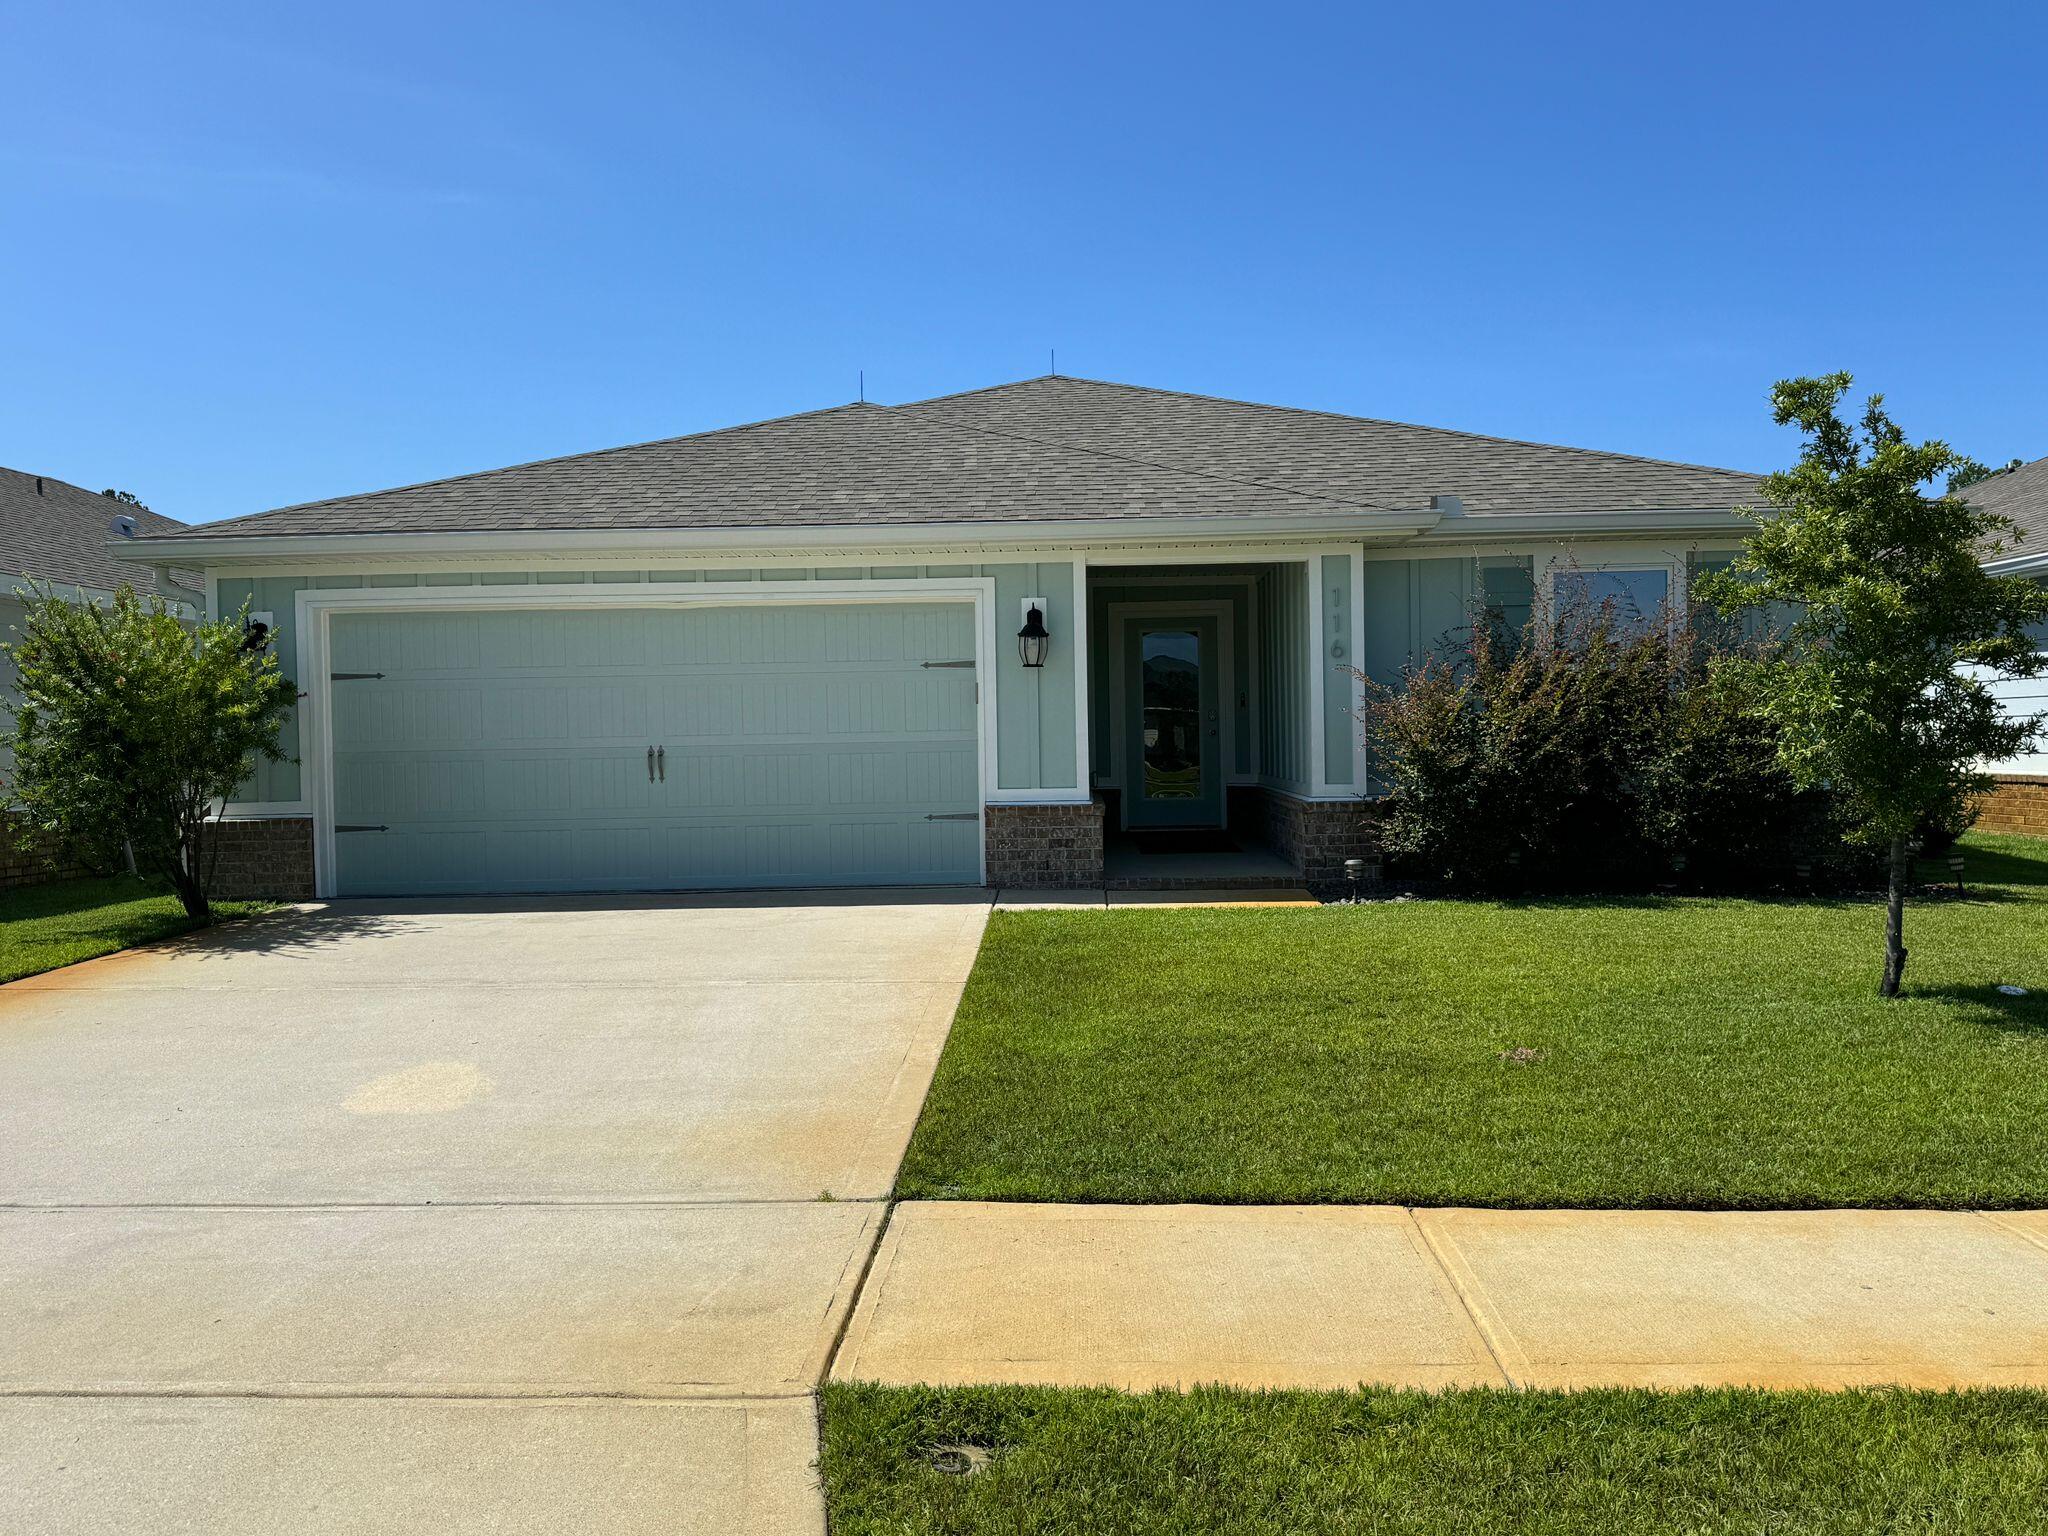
1975 775 2048 838
984 800 1105 888
200 816 316 901
0 812 90 891
1242 787 1380 893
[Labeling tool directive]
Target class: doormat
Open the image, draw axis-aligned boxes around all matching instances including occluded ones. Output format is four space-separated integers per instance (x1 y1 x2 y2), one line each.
1127 830 1240 855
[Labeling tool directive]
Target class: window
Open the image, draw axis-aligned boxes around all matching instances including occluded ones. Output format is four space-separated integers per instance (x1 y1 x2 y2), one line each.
1555 566 1670 636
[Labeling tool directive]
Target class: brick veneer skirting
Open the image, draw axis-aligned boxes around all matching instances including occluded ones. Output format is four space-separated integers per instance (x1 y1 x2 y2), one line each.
984 800 1105 888
1974 775 2048 838
201 816 316 901
0 812 90 890
1241 786 1380 891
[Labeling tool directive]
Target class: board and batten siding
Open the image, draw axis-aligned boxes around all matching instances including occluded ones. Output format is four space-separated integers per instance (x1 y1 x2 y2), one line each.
216 561 1081 806
0 593 27 782
1320 552 1356 788
1358 556 1535 687
1255 563 1309 793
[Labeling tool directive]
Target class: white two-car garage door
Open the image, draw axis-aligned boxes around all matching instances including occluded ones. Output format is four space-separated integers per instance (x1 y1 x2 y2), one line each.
326 602 982 896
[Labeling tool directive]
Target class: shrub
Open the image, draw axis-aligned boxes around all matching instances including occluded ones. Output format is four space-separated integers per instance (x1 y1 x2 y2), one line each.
3 585 297 920
1360 603 1820 893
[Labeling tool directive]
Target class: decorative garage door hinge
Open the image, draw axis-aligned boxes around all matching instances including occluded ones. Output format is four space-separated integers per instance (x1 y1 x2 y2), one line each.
334 824 389 833
919 659 975 668
924 812 978 821
329 672 386 681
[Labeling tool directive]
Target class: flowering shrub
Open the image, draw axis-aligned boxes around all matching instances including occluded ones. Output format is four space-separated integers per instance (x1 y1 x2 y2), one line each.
1360 602 1839 893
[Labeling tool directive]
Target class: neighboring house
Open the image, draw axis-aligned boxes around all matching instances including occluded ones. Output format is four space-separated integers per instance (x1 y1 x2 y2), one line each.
1 467 196 885
115 375 1787 900
1954 455 2048 834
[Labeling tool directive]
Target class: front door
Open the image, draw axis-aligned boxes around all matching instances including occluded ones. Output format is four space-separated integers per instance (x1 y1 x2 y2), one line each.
1123 616 1223 828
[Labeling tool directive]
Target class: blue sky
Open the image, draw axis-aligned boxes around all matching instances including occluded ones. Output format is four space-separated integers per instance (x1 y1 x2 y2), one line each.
3 2 2043 524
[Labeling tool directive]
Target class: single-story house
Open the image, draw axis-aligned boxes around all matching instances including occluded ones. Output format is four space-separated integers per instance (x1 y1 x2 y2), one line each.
1952 454 2048 835
2 467 196 886
109 376 1825 900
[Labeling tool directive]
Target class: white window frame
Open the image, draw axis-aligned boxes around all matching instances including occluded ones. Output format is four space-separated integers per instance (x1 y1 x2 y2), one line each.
1532 543 1692 637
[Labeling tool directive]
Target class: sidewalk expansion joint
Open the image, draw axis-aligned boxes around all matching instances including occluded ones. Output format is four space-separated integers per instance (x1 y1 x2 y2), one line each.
1404 1208 1519 1389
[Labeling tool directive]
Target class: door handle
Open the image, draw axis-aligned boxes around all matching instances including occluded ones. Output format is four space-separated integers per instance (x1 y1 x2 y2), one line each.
646 746 655 783
657 745 666 782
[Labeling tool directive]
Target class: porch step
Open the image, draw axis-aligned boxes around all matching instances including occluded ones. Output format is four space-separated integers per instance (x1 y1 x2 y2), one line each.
1103 872 1312 892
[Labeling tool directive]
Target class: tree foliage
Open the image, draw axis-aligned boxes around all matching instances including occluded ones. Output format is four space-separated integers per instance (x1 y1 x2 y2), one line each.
1695 374 2048 995
3 586 297 920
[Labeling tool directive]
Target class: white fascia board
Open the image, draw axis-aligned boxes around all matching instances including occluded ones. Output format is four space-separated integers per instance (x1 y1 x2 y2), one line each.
1985 550 2048 577
109 510 1443 568
1409 508 1757 543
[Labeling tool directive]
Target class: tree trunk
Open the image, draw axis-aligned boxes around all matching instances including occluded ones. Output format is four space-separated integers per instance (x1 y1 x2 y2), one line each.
169 831 212 923
1880 833 1909 998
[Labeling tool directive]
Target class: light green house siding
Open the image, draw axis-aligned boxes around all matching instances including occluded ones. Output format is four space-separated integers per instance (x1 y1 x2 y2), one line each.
1358 556 1534 689
987 560 1079 794
219 561 1081 805
1320 552 1355 787
1255 563 1310 792
0 593 27 784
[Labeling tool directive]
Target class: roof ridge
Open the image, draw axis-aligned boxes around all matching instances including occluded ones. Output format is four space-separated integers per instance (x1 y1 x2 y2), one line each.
895 393 1414 517
213 399 877 527
905 373 1765 483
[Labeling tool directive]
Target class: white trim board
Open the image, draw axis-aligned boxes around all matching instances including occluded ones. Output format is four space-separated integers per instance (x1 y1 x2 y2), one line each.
291 577 1003 899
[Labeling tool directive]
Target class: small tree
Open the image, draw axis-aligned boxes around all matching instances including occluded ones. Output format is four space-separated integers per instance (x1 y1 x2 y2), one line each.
1698 375 2048 996
3 585 297 920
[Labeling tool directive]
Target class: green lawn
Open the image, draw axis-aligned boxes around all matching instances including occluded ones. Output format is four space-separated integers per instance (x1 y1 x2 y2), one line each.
898 832 2048 1208
0 875 267 985
822 1383 2048 1535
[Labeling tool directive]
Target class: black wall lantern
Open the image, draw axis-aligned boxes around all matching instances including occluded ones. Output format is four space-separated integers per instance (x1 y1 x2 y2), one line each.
1016 600 1050 668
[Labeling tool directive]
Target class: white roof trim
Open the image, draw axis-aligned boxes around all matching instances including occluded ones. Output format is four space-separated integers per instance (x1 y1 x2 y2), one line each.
110 509 1443 566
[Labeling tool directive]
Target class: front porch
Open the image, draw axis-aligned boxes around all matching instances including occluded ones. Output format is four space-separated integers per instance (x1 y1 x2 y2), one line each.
983 558 1377 894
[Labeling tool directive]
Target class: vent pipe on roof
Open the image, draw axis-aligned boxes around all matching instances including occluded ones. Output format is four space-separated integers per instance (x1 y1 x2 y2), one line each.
35 476 44 495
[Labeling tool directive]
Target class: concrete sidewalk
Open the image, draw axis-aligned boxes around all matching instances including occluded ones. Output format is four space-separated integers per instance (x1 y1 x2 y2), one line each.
834 1202 2048 1392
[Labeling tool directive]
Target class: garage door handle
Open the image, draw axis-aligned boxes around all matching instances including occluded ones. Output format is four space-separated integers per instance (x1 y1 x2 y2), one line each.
656 745 665 782
925 812 978 821
920 660 975 669
646 746 655 783
335 824 388 833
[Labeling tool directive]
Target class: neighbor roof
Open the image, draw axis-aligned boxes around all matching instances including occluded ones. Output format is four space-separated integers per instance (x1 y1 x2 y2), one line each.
0 467 194 600
1956 455 2048 568
146 375 1769 544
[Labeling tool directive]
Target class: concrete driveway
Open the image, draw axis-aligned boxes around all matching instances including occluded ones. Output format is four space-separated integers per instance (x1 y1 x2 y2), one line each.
0 891 990 1534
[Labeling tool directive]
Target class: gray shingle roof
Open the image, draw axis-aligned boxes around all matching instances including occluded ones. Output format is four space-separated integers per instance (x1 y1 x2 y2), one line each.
1956 455 2048 565
903 377 1767 517
151 376 1770 544
0 467 194 599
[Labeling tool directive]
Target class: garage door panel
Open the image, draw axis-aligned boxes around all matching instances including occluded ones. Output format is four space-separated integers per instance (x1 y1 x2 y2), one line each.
334 683 486 752
574 756 660 813
334 756 490 822
331 611 484 677
655 679 743 738
329 602 981 895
